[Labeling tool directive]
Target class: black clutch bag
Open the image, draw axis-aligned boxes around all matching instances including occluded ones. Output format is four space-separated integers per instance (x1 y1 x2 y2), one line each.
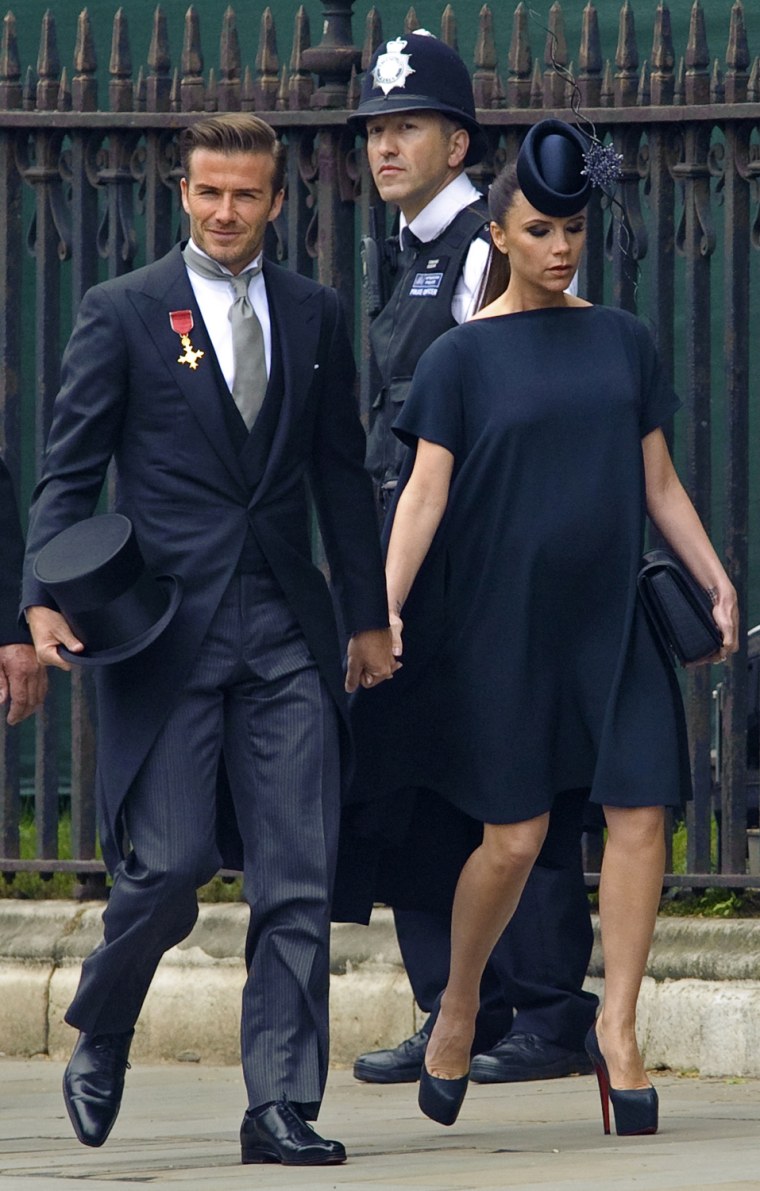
637 548 722 667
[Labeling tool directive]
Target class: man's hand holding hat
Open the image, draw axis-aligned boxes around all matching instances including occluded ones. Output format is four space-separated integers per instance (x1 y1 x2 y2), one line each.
26 606 84 673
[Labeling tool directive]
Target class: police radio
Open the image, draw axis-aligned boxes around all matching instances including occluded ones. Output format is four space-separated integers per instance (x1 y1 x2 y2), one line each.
361 205 386 318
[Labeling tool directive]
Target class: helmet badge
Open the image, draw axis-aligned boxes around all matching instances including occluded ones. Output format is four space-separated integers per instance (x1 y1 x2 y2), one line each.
372 38 415 96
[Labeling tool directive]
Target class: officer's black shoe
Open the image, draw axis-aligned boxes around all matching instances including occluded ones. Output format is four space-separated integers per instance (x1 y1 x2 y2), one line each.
353 1019 431 1084
469 1031 594 1083
62 1029 134 1146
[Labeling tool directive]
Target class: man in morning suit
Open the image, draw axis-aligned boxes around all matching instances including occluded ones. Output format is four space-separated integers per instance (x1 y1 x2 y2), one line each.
0 455 46 723
23 114 395 1167
344 31 597 1086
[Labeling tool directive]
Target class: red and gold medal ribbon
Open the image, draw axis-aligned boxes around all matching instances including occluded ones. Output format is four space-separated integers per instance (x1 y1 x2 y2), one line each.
169 310 205 370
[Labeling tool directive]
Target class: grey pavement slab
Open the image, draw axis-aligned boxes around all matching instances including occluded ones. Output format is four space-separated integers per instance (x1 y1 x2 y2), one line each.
1 1060 759 1190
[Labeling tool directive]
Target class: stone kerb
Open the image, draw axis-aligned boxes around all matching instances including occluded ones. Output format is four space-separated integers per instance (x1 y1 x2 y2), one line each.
2 902 760 1076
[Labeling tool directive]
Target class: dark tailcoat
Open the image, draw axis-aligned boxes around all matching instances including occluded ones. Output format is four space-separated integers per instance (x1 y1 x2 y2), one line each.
23 245 387 873
0 456 31 646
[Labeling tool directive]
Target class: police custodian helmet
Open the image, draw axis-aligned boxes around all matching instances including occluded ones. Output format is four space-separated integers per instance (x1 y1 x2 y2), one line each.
349 31 487 167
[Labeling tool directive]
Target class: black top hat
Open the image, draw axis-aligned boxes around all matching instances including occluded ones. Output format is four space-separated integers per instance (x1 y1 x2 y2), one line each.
349 32 487 167
516 119 592 217
33 513 182 667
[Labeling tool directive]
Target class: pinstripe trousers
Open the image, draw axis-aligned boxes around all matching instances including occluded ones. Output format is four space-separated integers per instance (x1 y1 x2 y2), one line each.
65 571 341 1119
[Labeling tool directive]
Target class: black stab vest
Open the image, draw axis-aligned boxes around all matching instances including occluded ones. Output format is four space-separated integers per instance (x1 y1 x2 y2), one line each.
366 200 489 492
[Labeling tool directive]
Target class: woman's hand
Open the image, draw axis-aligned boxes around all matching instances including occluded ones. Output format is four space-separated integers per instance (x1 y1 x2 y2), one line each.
708 582 739 664
389 609 404 659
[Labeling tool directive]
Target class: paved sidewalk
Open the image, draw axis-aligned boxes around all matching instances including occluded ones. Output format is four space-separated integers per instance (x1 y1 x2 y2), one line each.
1 1059 759 1190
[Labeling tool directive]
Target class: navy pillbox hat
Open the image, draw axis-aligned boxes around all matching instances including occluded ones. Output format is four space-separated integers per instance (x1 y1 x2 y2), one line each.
350 32 487 167
516 119 593 217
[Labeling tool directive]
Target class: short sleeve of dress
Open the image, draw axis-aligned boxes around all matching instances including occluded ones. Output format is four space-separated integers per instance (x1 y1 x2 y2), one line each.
392 331 464 459
635 319 682 437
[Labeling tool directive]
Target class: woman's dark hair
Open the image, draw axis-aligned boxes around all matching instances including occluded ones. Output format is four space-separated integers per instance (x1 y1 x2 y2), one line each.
475 163 523 312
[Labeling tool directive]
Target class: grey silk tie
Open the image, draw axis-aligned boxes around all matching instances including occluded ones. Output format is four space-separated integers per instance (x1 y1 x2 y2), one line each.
182 242 267 430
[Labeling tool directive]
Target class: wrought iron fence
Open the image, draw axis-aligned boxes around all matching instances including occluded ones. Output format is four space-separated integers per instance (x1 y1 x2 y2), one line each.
0 0 757 895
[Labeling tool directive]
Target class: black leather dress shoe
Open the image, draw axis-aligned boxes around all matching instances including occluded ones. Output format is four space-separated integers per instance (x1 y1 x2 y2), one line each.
62 1029 134 1146
470 1031 594 1083
353 1021 431 1084
240 1100 346 1166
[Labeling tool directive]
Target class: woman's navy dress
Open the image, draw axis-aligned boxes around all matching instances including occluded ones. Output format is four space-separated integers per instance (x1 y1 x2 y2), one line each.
350 305 692 827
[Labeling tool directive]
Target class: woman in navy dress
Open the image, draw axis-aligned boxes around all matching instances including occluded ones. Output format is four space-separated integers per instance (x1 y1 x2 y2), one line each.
370 121 738 1135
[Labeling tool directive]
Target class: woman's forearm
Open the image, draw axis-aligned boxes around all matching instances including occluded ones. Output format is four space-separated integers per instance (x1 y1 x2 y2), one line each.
643 428 738 653
643 429 733 597
647 474 732 598
385 439 453 615
386 483 448 614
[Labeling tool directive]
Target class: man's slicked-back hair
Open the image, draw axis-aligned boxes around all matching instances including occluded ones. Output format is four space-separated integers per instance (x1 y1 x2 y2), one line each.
179 114 286 195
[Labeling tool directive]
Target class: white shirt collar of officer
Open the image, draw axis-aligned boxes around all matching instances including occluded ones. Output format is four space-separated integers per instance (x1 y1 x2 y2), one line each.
399 171 482 246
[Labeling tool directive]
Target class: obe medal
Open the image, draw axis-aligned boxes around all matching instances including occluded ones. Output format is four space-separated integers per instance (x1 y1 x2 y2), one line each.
170 309 205 371
372 37 415 96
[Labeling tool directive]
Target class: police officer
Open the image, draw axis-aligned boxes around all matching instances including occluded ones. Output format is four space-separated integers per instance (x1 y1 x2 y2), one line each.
347 31 598 1085
355 31 490 515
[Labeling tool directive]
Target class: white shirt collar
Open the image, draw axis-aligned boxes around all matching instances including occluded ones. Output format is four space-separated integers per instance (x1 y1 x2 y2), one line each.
399 173 483 245
187 237 263 277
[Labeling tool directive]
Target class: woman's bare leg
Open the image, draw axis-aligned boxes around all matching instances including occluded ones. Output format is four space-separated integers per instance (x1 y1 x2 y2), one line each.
425 813 549 1079
596 804 665 1089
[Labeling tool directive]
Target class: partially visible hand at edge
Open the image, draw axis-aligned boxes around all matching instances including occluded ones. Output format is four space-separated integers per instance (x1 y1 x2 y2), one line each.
0 643 49 724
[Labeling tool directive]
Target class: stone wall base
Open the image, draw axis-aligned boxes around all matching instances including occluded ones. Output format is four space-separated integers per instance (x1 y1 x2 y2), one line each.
2 902 760 1077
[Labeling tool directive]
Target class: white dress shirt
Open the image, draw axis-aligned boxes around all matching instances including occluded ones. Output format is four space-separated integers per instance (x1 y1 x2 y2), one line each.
184 238 272 393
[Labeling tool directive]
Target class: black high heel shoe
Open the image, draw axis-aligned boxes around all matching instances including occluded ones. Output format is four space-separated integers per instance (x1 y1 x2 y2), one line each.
585 1024 658 1137
418 1063 469 1127
417 999 470 1126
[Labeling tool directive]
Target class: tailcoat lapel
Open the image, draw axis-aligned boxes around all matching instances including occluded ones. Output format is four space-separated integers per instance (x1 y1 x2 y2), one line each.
125 245 248 494
250 261 322 503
